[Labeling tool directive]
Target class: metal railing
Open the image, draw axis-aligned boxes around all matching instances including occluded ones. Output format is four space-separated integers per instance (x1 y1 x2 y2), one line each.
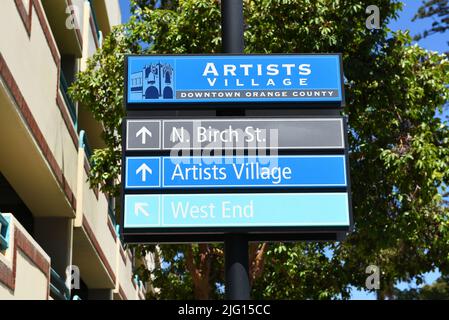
133 274 147 294
79 131 120 239
60 72 77 127
88 0 101 41
78 130 93 162
0 213 10 251
50 268 70 300
108 196 117 226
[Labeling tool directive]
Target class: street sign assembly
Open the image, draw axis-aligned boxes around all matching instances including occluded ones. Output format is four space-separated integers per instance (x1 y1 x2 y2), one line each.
121 54 352 243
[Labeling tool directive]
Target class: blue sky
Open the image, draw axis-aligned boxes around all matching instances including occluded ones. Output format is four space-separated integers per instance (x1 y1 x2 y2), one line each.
117 0 448 299
389 1 448 52
119 0 132 23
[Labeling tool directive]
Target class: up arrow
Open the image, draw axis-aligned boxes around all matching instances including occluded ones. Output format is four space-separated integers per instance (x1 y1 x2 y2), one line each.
134 202 150 216
136 126 152 144
136 163 152 182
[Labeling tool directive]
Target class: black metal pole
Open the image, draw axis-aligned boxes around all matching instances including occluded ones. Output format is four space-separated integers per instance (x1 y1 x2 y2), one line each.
221 0 244 53
225 234 250 300
221 0 250 300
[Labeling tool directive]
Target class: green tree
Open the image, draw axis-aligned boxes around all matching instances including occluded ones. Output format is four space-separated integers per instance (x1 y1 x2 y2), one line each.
393 275 449 299
70 0 449 299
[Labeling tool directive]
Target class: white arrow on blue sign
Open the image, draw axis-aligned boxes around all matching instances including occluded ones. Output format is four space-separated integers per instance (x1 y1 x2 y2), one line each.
136 163 152 182
125 157 161 189
134 202 150 216
125 195 160 227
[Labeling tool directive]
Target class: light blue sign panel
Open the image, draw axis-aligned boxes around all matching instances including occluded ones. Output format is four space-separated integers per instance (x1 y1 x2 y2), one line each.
126 55 343 105
125 157 161 189
124 193 350 228
124 195 161 227
162 155 346 188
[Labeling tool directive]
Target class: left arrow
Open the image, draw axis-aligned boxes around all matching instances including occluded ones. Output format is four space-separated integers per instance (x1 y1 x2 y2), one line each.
134 202 150 216
136 163 152 182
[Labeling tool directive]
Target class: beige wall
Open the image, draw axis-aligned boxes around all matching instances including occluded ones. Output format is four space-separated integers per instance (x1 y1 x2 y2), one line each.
81 0 98 71
71 0 85 36
0 0 144 300
12 251 49 299
0 214 51 300
0 0 77 218
104 0 122 27
116 245 137 300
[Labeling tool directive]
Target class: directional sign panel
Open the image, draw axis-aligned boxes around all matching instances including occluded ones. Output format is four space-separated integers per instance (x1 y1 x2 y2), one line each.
126 118 345 151
163 118 345 151
163 155 347 188
125 157 161 189
124 193 350 229
124 155 347 189
126 55 344 105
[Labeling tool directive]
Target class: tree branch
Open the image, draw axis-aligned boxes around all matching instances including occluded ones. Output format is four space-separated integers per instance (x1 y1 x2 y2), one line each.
249 243 268 287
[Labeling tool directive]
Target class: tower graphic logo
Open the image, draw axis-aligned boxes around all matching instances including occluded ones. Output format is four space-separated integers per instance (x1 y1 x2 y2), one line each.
130 61 174 100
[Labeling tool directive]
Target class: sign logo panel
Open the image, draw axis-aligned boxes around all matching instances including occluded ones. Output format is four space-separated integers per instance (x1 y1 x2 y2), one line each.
127 55 343 105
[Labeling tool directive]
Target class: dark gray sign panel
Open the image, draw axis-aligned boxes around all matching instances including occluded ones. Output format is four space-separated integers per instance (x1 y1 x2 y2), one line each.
126 118 344 151
162 118 345 150
163 118 345 150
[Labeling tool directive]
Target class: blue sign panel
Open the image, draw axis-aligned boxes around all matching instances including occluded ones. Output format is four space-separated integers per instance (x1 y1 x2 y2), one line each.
125 157 161 189
162 155 347 188
125 155 347 189
124 193 350 228
126 55 343 105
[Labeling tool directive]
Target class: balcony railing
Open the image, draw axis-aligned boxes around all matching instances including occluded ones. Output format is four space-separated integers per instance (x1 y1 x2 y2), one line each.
0 213 10 251
88 0 101 41
78 130 93 162
50 268 70 300
108 196 117 226
60 72 77 128
79 130 120 241
133 274 147 294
